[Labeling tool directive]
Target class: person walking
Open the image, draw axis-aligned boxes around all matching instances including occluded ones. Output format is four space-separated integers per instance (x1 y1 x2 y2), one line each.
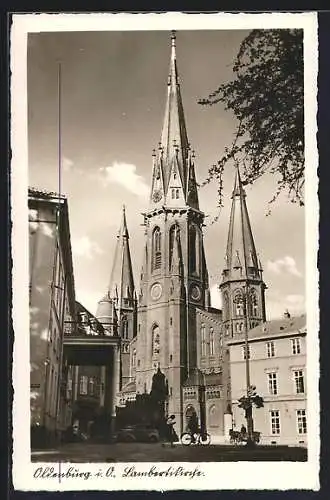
166 414 176 447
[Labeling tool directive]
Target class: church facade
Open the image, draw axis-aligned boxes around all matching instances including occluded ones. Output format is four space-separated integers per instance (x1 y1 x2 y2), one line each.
93 31 267 439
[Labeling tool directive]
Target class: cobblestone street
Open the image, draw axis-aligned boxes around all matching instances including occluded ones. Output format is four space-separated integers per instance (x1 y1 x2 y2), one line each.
31 442 307 463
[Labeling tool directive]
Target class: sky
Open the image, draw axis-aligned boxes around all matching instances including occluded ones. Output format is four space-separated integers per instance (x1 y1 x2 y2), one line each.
27 29 305 320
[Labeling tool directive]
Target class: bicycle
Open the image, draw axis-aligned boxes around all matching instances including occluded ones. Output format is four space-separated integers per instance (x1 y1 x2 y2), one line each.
180 431 211 446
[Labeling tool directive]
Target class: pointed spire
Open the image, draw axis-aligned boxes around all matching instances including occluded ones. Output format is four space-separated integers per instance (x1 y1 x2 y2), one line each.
223 166 260 280
107 206 135 309
151 30 193 204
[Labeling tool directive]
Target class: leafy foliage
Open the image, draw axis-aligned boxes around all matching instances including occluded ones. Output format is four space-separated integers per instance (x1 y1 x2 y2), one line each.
199 29 304 208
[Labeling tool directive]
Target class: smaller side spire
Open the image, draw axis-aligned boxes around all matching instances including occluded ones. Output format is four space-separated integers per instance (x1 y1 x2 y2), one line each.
107 206 135 308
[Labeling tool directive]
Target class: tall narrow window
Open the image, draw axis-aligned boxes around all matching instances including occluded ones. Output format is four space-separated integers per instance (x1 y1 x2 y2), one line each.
249 289 258 317
234 291 244 317
293 370 305 394
189 225 200 275
152 227 162 271
122 316 128 339
152 324 160 358
169 225 176 269
132 348 137 367
171 189 175 199
268 372 278 395
210 328 215 356
270 410 280 434
201 324 206 357
291 338 301 355
266 341 275 358
175 189 179 199
223 291 229 321
296 409 307 434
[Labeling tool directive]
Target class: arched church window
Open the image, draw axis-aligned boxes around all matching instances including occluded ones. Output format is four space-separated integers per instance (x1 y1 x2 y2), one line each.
249 289 258 317
233 290 244 317
152 324 160 358
201 323 206 357
189 225 200 275
169 225 176 269
152 227 162 271
122 315 128 339
210 328 215 356
176 189 179 199
173 172 177 180
171 189 175 199
223 291 229 320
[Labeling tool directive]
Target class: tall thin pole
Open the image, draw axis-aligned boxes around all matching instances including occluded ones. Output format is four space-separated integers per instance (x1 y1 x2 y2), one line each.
55 61 62 441
58 62 62 200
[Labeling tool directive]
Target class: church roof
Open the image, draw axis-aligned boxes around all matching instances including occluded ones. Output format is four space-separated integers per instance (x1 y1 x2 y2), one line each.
222 167 262 282
108 205 135 309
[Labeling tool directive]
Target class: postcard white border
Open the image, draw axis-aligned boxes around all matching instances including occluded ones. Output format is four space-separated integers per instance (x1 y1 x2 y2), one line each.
11 12 319 491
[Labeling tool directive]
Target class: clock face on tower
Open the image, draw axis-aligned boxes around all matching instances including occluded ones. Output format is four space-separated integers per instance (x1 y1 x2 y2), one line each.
152 189 162 203
150 282 162 301
190 284 201 301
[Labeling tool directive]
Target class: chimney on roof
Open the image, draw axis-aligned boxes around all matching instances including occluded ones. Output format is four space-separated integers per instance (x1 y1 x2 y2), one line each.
284 310 291 319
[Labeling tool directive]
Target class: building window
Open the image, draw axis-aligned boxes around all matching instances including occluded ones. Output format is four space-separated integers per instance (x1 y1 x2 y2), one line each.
242 345 250 360
169 225 176 269
137 359 140 367
132 348 137 367
234 291 244 317
210 328 215 356
268 372 278 395
170 317 173 326
297 409 307 434
169 354 173 363
223 291 229 321
292 338 301 355
122 316 128 339
152 324 160 358
173 172 177 180
171 189 175 199
79 375 88 395
294 370 305 394
176 189 179 199
249 289 258 317
270 410 280 435
152 227 162 271
266 341 275 358
89 377 95 395
201 324 206 357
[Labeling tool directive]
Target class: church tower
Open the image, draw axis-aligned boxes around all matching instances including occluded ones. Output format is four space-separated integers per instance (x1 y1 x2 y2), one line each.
136 31 210 429
96 206 136 387
219 167 267 339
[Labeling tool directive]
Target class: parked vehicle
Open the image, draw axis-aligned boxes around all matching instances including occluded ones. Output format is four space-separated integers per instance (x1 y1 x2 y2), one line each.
115 424 160 443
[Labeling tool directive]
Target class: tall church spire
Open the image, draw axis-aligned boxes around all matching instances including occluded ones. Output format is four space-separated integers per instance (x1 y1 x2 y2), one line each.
223 167 260 281
108 205 135 308
149 31 199 209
